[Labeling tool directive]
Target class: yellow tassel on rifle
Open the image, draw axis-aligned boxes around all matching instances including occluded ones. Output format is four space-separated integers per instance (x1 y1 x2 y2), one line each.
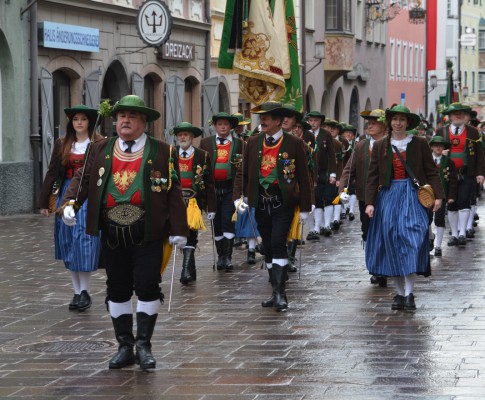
332 193 341 205
160 239 173 275
187 198 206 231
287 206 301 240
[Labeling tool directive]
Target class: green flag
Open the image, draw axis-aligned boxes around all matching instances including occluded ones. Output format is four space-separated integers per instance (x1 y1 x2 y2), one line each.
218 0 244 72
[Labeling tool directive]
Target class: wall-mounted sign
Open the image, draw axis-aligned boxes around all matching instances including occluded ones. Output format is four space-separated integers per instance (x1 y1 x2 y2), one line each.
136 0 173 47
158 41 195 61
38 22 99 52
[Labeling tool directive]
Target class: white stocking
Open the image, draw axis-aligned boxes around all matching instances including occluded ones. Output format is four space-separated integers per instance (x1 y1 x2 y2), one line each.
314 208 324 231
70 271 81 295
78 271 91 293
458 209 470 236
324 206 333 228
393 276 405 296
466 205 476 230
136 300 160 316
447 211 459 238
404 273 416 296
109 300 133 318
333 204 342 221
349 195 357 213
436 226 444 248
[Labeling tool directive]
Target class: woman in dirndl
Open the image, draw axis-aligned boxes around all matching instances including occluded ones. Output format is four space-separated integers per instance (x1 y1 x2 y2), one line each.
364 105 444 311
38 105 103 312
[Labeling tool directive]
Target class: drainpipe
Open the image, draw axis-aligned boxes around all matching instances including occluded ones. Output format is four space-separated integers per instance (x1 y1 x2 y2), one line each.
29 1 41 206
301 0 306 112
204 0 211 81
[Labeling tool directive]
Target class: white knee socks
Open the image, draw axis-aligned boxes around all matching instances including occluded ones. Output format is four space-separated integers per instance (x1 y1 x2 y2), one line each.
109 300 133 318
137 300 160 316
447 211 459 238
324 206 333 228
458 209 470 236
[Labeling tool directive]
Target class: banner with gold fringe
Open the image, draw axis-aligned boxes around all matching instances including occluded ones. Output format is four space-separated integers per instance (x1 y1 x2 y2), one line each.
160 239 173 275
218 0 289 105
287 206 301 240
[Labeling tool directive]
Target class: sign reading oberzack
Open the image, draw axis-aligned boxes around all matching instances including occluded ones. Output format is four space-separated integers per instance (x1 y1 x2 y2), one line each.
136 0 173 47
38 22 99 52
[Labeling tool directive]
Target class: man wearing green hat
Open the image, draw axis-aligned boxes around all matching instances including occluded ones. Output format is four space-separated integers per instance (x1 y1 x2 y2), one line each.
305 111 337 241
321 118 350 233
435 102 485 246
200 112 244 272
339 109 388 287
173 122 216 284
232 112 251 140
340 123 358 221
428 135 457 256
233 101 312 312
61 94 188 370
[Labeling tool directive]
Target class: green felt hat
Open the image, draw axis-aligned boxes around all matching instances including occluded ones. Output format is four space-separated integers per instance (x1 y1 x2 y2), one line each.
296 120 312 131
442 102 472 115
211 112 239 128
429 135 451 149
64 105 98 122
305 110 326 121
385 105 421 130
282 104 303 122
232 113 251 126
110 95 160 122
172 122 203 138
323 119 341 130
251 101 294 118
342 124 357 134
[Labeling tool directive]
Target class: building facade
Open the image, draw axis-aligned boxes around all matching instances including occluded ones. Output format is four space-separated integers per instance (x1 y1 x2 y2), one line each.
1 0 216 215
0 1 33 214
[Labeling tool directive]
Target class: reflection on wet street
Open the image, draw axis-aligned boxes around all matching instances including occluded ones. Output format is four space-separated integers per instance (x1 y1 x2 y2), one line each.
0 209 485 399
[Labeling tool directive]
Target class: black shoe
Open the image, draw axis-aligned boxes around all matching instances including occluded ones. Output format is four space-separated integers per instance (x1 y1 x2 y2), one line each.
429 239 434 251
348 213 355 221
288 264 297 272
77 290 92 311
458 235 467 246
322 227 332 237
404 294 416 311
234 238 243 247
215 240 225 270
68 294 80 311
474 213 479 221
340 213 347 220
331 220 340 230
224 237 234 272
256 243 265 255
262 268 275 307
306 231 320 241
466 229 475 239
377 277 388 287
447 236 459 246
434 247 442 257
391 295 405 310
370 275 378 284
247 250 256 264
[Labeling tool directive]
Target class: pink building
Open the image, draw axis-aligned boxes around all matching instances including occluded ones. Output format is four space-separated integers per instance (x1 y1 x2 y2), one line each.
387 5 426 116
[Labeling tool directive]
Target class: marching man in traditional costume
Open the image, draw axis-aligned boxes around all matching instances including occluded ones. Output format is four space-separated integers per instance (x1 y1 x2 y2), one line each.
428 136 458 256
339 109 388 287
200 113 244 272
173 122 216 284
435 103 485 246
61 95 188 370
305 111 337 241
233 101 313 312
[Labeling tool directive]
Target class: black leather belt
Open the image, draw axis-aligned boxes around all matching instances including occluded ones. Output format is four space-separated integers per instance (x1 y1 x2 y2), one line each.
260 184 281 198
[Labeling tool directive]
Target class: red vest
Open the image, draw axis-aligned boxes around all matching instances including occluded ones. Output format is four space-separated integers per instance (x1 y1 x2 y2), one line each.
65 153 85 179
179 155 194 189
449 127 466 169
214 142 232 181
392 151 407 180
260 137 283 183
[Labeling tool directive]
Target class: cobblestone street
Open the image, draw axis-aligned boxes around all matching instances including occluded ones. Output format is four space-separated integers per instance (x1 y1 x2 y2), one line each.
1 208 485 399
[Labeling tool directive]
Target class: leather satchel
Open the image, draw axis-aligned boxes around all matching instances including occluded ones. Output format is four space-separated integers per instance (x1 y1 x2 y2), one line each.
392 145 435 208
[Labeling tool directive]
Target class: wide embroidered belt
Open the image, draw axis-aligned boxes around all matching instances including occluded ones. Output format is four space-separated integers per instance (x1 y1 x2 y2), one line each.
105 204 145 226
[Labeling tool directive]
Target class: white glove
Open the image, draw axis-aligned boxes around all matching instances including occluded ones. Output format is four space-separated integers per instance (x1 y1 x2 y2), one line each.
62 205 77 226
299 212 309 224
207 212 216 220
340 191 350 203
169 236 187 248
311 204 316 214
234 199 249 214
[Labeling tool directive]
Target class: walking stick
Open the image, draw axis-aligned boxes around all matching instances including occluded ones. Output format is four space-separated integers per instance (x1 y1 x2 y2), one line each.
210 220 216 271
168 245 177 313
298 222 304 281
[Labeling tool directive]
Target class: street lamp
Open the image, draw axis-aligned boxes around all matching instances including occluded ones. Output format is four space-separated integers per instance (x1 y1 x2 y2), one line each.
306 41 325 74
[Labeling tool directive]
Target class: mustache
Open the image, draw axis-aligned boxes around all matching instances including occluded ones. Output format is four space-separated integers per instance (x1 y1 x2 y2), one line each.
121 123 131 129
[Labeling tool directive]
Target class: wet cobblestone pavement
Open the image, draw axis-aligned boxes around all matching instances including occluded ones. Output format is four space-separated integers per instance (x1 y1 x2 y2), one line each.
1 207 485 399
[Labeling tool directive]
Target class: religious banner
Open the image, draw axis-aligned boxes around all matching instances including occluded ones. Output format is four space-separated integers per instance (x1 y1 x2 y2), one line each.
218 0 290 105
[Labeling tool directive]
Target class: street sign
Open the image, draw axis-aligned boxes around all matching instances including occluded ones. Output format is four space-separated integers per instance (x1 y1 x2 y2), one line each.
136 0 173 47
460 33 476 47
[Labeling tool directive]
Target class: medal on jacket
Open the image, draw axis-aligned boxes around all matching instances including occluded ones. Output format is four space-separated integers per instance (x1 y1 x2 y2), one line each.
97 167 105 186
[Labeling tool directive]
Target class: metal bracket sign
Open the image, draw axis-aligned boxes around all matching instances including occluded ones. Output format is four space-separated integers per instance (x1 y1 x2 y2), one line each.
136 0 173 47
